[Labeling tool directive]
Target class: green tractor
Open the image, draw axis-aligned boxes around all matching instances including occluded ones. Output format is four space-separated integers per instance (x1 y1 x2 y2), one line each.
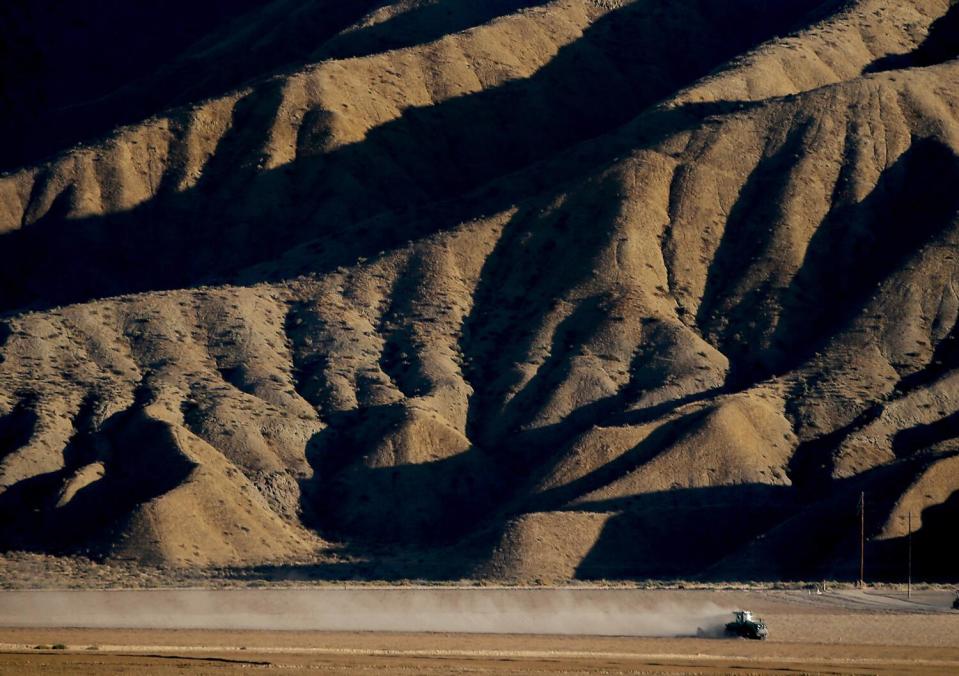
724 610 768 640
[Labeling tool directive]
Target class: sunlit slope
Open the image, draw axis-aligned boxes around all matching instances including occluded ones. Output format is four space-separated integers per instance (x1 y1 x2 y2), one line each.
0 0 957 580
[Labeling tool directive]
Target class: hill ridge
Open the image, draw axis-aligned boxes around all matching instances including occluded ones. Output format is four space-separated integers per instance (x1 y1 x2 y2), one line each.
0 0 957 582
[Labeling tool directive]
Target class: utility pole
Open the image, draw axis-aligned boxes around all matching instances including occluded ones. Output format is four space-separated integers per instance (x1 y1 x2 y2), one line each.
859 491 866 589
907 511 912 600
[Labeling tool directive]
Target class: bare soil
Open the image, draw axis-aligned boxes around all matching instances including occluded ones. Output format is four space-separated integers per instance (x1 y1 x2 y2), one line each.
1 588 958 673
1 0 959 584
3 627 959 674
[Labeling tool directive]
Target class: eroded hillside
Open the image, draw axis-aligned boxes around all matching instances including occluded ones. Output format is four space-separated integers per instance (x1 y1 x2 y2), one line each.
0 0 957 581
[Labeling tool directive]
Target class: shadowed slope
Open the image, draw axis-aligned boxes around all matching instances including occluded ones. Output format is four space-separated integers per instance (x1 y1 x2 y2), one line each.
0 0 958 581
0 0 825 314
866 1 959 72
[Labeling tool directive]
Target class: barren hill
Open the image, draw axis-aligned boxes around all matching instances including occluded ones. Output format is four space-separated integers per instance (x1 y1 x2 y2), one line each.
0 0 958 582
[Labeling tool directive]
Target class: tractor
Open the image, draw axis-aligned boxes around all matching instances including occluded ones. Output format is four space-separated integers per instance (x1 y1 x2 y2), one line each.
724 610 768 640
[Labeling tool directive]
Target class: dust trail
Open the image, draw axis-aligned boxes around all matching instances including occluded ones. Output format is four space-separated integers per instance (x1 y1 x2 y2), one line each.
0 589 731 636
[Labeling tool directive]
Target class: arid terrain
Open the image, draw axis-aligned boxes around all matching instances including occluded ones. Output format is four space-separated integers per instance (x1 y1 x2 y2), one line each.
1 588 958 674
1 0 959 583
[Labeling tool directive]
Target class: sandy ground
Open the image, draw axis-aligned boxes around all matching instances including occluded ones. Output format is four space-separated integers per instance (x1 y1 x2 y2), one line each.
3 0 959 586
3 629 959 674
1 588 957 674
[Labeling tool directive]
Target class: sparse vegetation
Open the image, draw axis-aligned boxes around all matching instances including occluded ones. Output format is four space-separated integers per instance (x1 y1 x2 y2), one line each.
0 0 957 584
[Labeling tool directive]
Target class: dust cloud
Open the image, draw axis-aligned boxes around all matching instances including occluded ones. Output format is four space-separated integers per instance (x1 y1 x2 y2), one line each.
0 589 731 636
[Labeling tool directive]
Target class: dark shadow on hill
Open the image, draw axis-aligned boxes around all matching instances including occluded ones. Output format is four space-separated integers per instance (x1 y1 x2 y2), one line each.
871 487 959 582
696 121 814 386
492 296 612 437
0 0 385 171
230 532 501 581
787 402 885 495
458 191 624 449
0 395 38 464
573 484 795 580
527 408 714 513
287 157 743 548
0 386 195 558
896 321 959 395
570 455 949 582
291 383 721 564
300 427 505 546
285 294 505 548
864 2 959 74
0 0 822 316
767 137 959 378
709 457 946 581
320 0 553 60
233 475 959 583
294 311 724 551
1 0 565 171
893 411 959 458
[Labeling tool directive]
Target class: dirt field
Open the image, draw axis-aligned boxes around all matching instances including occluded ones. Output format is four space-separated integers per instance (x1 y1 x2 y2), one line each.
3 0 959 586
1 588 957 674
3 628 959 674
